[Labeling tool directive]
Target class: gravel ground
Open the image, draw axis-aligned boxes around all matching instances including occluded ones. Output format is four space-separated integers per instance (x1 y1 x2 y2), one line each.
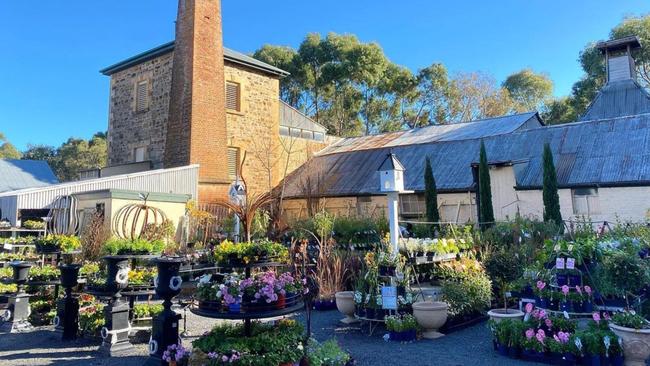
0 309 545 366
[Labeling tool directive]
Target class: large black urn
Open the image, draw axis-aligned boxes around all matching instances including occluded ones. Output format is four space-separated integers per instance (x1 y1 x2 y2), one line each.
55 263 81 340
0 261 33 333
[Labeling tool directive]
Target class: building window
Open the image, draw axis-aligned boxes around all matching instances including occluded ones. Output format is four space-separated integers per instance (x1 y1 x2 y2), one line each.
135 80 149 112
226 81 241 112
313 132 324 141
301 130 314 139
279 126 290 136
290 128 301 137
227 147 240 180
572 188 600 216
399 194 425 217
133 147 147 162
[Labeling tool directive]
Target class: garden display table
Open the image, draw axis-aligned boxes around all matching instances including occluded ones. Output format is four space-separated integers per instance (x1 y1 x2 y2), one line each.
190 260 304 336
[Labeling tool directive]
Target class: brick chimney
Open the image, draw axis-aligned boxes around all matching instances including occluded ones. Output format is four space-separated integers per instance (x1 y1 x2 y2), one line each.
165 0 229 201
596 35 641 83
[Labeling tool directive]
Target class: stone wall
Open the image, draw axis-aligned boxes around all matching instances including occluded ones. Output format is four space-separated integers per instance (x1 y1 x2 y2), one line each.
107 52 173 168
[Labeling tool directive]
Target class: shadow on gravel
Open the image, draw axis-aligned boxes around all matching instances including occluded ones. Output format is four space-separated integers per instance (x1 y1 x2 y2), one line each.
0 329 100 352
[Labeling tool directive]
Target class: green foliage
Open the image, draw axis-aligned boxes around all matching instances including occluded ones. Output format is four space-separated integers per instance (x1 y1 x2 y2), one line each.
306 338 350 366
600 251 650 301
439 258 492 318
502 69 554 112
212 240 289 265
22 220 45 230
22 132 107 182
385 314 418 332
128 267 157 286
484 250 524 308
102 237 165 255
251 209 271 239
28 265 60 282
478 141 494 228
542 143 563 229
79 262 100 277
133 303 164 319
611 311 650 330
192 320 304 366
331 216 384 245
0 132 21 159
424 156 440 231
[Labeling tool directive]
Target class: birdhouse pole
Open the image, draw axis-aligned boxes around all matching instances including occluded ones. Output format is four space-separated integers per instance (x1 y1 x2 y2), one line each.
377 153 411 255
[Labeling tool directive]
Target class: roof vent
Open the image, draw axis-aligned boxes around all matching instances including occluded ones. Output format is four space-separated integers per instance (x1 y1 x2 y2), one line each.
596 36 641 83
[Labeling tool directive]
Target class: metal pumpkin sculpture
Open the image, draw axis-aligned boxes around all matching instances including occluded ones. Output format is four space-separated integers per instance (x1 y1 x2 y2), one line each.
112 193 168 240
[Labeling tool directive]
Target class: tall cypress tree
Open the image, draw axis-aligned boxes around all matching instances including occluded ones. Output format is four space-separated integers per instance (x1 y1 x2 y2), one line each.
542 143 563 229
478 141 494 228
424 156 440 229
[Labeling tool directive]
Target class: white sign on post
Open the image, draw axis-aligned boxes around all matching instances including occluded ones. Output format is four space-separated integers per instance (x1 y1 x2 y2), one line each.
556 257 565 269
381 286 397 310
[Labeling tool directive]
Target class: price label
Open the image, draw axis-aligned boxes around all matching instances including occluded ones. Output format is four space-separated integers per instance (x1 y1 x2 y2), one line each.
3 243 12 250
556 257 565 269
566 258 575 270
381 286 397 310
554 244 561 252
568 244 574 251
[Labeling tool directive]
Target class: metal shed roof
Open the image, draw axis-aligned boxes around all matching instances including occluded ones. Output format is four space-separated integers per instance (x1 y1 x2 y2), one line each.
318 112 541 155
580 79 650 121
282 113 650 198
100 41 289 77
0 159 58 193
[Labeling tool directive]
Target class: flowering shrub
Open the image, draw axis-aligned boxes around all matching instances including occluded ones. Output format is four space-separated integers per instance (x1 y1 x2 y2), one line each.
163 343 189 363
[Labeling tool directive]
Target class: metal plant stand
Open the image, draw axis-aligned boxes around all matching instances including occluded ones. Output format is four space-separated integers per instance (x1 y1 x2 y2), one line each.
0 261 34 333
144 257 184 366
56 263 81 340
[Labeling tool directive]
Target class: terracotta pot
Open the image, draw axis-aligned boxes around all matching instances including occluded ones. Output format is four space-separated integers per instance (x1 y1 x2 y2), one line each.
412 301 448 339
609 323 650 366
487 308 525 322
335 291 358 324
276 294 286 309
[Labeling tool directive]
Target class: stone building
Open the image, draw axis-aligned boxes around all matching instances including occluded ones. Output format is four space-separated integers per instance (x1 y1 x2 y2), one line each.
281 36 650 225
100 0 328 202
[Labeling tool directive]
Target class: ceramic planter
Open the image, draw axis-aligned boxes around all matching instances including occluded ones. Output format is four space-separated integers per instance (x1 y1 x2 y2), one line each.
412 301 448 339
487 308 525 322
609 323 650 366
335 291 357 324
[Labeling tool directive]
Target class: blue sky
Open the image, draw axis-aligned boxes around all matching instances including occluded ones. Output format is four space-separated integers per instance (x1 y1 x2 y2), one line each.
1 0 649 150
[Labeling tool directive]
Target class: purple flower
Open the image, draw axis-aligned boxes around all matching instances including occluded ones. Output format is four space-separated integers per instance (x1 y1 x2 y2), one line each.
561 285 570 296
525 303 533 313
592 312 601 324
525 328 535 339
545 318 553 328
536 281 546 290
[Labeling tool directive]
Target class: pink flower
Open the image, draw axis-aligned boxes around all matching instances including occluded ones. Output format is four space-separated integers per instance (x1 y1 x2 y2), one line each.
536 330 545 344
538 309 547 319
603 312 611 321
561 285 570 296
525 328 535 339
592 312 601 324
575 286 582 294
557 331 570 343
545 318 553 328
536 281 546 290
584 286 592 295
525 303 534 313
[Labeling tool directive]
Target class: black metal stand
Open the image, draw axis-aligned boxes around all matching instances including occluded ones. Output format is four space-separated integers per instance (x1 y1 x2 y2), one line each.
57 263 81 340
99 256 134 356
143 257 183 366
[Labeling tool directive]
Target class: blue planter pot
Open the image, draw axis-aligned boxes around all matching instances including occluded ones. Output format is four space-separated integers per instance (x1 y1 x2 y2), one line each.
583 301 593 313
552 352 575 365
582 354 601 366
228 303 241 314
507 346 520 359
557 274 568 286
497 344 509 356
608 355 624 366
560 300 571 312
536 297 548 309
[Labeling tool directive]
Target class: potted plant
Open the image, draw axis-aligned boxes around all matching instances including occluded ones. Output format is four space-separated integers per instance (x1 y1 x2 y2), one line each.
377 251 397 276
162 343 189 366
385 314 417 342
535 280 549 309
608 312 650 366
196 275 222 311
521 328 546 362
583 286 594 313
35 235 62 254
604 332 625 366
581 329 605 366
560 285 571 312
220 281 243 314
491 319 513 356
412 301 448 339
485 251 525 321
548 331 575 365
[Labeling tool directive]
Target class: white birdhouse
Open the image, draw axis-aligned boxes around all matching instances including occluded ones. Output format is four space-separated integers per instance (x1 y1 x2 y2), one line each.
378 153 406 192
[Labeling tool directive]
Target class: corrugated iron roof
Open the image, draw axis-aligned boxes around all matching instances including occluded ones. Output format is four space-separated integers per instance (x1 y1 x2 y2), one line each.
318 111 541 155
279 101 326 133
100 41 289 76
580 79 650 121
282 113 650 198
0 159 58 193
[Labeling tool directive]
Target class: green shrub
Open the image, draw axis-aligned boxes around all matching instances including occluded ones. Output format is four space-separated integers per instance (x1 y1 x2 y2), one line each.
440 258 492 318
102 237 165 255
307 339 350 366
484 251 524 309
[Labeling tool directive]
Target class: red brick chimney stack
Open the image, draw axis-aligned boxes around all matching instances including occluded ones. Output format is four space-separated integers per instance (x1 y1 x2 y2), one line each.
165 0 229 202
